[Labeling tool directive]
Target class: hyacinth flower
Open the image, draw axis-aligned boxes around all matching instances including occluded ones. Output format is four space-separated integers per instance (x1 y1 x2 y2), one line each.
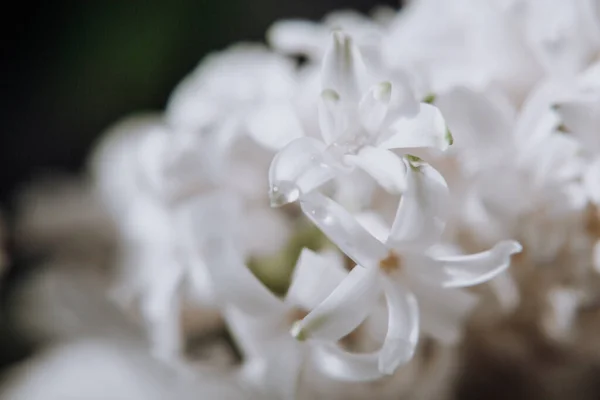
286 158 522 380
267 30 452 207
179 191 376 398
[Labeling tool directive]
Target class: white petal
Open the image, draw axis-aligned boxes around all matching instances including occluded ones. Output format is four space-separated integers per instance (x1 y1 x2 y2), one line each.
246 102 304 151
554 99 600 151
290 265 380 342
435 87 513 154
378 103 451 151
408 240 523 288
355 211 390 243
308 278 419 381
378 278 419 374
268 138 336 206
318 89 342 145
300 191 389 268
409 281 477 345
321 31 370 101
179 192 283 316
311 343 383 381
489 271 520 312
344 146 407 194
359 81 392 134
258 342 305 400
387 162 449 251
267 19 324 58
285 249 347 310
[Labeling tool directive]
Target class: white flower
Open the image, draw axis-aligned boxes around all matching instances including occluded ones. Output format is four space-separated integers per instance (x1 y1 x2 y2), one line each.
267 31 451 207
383 0 542 101
268 8 392 66
180 191 358 397
289 160 521 380
435 84 587 263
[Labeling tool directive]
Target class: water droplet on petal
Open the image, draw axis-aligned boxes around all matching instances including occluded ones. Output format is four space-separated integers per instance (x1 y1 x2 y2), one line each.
269 181 300 207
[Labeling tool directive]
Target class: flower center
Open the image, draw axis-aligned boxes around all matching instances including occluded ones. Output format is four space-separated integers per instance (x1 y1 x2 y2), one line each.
379 251 403 274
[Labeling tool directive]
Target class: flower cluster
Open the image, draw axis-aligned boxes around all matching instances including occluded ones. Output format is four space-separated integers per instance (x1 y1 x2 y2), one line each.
6 1 600 399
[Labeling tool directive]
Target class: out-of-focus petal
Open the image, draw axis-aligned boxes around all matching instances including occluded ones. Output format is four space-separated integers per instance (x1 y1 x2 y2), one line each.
435 87 513 154
408 240 522 288
344 146 407 194
321 31 370 102
387 162 449 251
300 191 389 268
311 343 383 382
179 192 283 316
378 103 451 151
268 138 336 207
409 281 478 344
246 103 304 151
285 249 347 311
290 264 380 342
267 19 323 58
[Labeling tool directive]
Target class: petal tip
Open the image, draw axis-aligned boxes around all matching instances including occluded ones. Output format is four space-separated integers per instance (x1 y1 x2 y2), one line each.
497 240 523 256
269 182 300 207
290 321 308 342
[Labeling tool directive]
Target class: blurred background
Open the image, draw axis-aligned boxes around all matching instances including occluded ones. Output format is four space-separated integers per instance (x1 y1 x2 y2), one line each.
0 0 397 375
1 0 397 205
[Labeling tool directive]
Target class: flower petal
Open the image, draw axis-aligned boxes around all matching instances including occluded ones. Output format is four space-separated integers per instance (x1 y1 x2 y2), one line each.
377 278 419 374
378 103 451 151
311 344 383 382
344 146 407 194
285 249 347 311
407 240 523 288
268 137 336 206
321 31 370 101
267 19 323 58
178 192 283 316
246 102 304 151
290 264 381 342
585 157 600 202
300 191 389 268
308 278 419 381
409 281 477 344
359 81 392 135
318 89 343 145
387 161 449 251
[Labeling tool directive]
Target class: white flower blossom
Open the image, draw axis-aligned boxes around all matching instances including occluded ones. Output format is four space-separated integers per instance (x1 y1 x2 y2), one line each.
289 160 521 379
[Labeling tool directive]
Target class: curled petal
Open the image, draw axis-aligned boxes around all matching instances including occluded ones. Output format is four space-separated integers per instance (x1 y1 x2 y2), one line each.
312 344 383 382
378 278 419 374
179 192 283 316
378 103 451 151
359 81 392 135
387 162 449 251
408 240 523 288
285 249 347 311
308 278 419 381
321 31 370 101
300 191 389 268
344 146 407 194
290 265 380 342
268 138 336 206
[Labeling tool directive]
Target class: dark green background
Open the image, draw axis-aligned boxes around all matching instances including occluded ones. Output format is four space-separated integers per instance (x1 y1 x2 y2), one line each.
1 1 397 205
